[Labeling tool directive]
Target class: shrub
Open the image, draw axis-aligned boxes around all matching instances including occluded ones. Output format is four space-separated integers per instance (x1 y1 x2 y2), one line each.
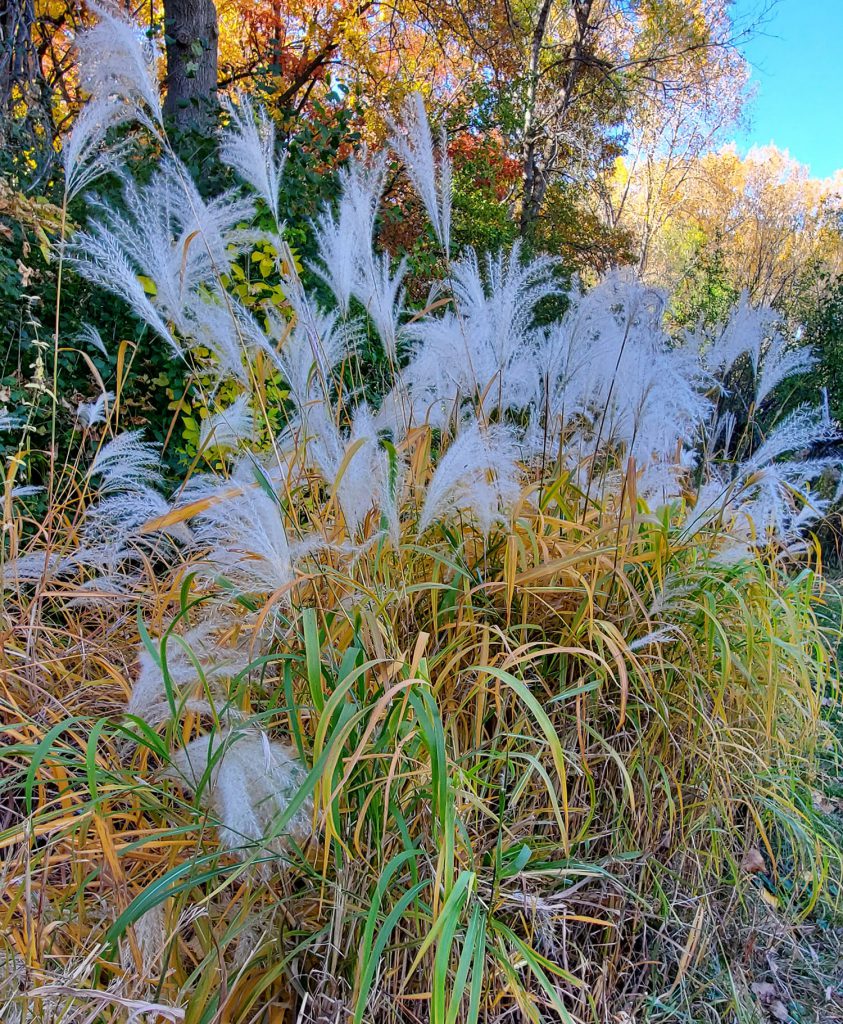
1 7 841 1023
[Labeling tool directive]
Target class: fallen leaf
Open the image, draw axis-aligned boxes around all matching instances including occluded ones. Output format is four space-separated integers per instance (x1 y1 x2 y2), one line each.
758 888 779 908
752 982 778 1001
741 848 766 874
812 790 835 814
752 982 790 1022
768 999 789 1021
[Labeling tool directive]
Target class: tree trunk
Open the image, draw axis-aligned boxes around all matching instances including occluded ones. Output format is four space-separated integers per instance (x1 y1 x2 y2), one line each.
0 0 33 94
519 0 554 240
518 0 595 240
0 0 53 165
162 0 219 129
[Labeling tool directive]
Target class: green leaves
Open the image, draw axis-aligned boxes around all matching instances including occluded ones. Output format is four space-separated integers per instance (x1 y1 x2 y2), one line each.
355 877 430 1014
477 664 574 847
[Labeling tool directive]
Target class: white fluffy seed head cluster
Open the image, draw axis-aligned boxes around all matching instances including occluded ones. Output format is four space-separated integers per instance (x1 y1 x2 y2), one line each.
167 730 312 854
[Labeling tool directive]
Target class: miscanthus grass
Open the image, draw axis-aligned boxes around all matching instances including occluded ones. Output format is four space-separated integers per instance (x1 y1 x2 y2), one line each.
1 6 842 1023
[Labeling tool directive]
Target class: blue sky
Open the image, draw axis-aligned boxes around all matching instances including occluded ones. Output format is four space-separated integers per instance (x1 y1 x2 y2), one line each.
731 0 843 178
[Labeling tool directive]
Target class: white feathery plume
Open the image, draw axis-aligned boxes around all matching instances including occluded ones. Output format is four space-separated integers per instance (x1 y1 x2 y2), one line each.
311 203 356 315
699 292 778 377
357 251 407 362
402 246 559 426
87 431 163 494
128 622 250 724
685 441 836 557
1 551 75 588
419 420 521 534
182 295 248 384
229 291 279 358
74 3 163 127
680 478 734 541
450 244 557 366
62 97 135 201
199 394 255 451
122 904 166 977
310 148 404 355
311 154 386 315
755 331 816 407
66 570 146 605
448 243 558 412
744 404 837 470
311 404 400 538
271 301 353 414
373 384 421 438
77 323 109 358
276 245 356 382
190 484 296 596
635 459 687 505
75 487 191 593
182 292 276 386
167 729 313 852
69 157 254 354
78 429 192 574
789 492 829 532
628 626 683 652
76 390 115 428
219 93 286 224
738 456 835 528
648 576 699 616
710 530 756 565
522 273 710 473
10 485 43 499
710 409 738 455
0 409 22 431
67 223 180 356
180 449 288 507
733 464 800 541
400 311 467 429
388 93 452 253
527 289 599 431
304 399 344 482
232 449 291 495
82 487 173 550
81 433 183 583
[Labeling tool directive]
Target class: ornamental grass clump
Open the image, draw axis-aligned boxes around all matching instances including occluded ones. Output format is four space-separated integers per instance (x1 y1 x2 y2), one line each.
1 6 842 1023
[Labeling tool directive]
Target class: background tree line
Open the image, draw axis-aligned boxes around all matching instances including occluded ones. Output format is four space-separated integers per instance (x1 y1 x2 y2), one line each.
1 0 842 470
